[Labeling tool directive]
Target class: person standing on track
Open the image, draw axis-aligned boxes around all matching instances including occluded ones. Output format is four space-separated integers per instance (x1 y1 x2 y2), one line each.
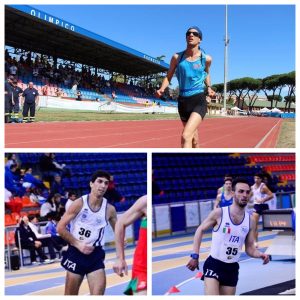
57 170 117 295
21 82 39 123
250 173 274 248
187 178 270 295
113 195 147 295
156 26 215 148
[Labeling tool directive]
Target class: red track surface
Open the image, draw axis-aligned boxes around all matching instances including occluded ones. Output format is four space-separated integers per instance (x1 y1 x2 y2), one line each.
5 117 283 148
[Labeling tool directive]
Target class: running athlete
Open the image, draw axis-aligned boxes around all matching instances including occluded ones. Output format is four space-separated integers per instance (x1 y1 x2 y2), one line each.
216 174 233 196
156 26 215 148
57 170 117 295
113 195 147 295
250 173 274 247
214 178 234 209
187 178 269 295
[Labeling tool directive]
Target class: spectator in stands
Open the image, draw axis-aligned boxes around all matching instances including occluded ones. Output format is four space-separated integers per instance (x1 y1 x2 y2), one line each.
5 75 14 123
40 193 61 220
156 26 215 148
214 178 234 209
111 90 117 101
113 195 147 295
5 153 20 169
250 173 274 247
21 82 39 123
186 178 269 295
104 175 125 205
10 79 23 123
39 153 70 182
22 166 46 190
5 164 24 196
50 174 65 197
15 216 52 265
9 64 18 76
63 191 78 212
42 84 49 96
45 212 68 251
28 214 58 261
76 90 82 101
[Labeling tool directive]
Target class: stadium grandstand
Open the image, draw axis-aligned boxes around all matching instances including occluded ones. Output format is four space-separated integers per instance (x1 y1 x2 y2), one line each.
5 5 177 114
152 153 295 295
5 153 146 280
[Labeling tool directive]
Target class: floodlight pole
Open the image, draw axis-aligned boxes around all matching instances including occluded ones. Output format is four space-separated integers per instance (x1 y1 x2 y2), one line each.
223 5 229 112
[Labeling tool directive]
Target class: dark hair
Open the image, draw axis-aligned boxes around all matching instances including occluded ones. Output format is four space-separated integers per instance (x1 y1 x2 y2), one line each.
28 214 38 222
68 190 77 198
254 173 264 180
232 177 250 191
90 170 111 183
224 178 233 183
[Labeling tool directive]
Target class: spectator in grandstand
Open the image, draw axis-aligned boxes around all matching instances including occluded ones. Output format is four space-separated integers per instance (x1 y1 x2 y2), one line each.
39 153 70 182
5 164 24 197
214 178 234 209
57 170 117 295
28 214 58 261
156 26 215 148
15 216 52 265
63 191 78 213
22 166 46 190
250 173 274 247
113 195 147 295
21 82 39 123
40 193 61 220
104 175 125 204
50 174 66 197
186 178 269 295
11 79 23 123
42 84 49 96
111 90 117 101
45 212 68 251
9 64 18 76
5 75 14 123
76 90 82 101
217 174 233 195
5 153 21 169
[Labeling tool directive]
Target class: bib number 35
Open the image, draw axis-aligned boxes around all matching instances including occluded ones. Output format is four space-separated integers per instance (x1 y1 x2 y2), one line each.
226 247 238 256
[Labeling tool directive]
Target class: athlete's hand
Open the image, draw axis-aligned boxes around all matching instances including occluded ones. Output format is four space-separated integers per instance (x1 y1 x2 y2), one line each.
186 258 199 271
76 242 94 255
260 253 270 265
207 87 216 98
113 259 128 277
155 89 164 98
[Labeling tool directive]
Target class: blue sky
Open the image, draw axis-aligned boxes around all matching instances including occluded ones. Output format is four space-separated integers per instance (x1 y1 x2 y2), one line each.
30 5 295 86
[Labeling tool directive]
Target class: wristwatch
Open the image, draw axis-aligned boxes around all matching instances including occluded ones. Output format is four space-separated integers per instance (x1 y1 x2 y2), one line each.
190 253 199 260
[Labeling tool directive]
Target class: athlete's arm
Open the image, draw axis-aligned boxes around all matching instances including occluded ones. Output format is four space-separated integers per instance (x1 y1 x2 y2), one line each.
57 198 94 254
214 194 221 210
260 185 274 203
245 218 269 264
204 55 215 98
113 195 147 276
107 203 118 231
187 208 221 271
156 54 179 98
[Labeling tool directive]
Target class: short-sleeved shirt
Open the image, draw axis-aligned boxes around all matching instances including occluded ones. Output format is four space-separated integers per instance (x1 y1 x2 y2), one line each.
23 88 39 103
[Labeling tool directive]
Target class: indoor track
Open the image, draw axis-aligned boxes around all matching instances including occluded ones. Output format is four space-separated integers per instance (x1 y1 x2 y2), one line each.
152 230 295 295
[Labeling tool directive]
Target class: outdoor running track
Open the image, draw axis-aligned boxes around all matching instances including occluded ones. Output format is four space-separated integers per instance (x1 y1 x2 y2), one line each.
5 117 282 148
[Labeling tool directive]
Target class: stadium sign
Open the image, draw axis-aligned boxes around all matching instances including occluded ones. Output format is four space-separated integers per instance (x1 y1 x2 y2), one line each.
143 55 161 65
30 9 75 32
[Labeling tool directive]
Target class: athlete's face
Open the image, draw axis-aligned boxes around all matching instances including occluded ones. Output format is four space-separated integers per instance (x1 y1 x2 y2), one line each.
186 30 201 46
233 183 250 208
224 180 232 191
254 176 262 184
90 177 109 197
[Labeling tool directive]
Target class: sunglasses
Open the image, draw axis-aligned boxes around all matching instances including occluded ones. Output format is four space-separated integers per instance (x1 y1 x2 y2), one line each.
186 31 200 37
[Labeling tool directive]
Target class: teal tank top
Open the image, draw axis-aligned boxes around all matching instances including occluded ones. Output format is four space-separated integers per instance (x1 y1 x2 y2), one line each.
175 50 207 97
